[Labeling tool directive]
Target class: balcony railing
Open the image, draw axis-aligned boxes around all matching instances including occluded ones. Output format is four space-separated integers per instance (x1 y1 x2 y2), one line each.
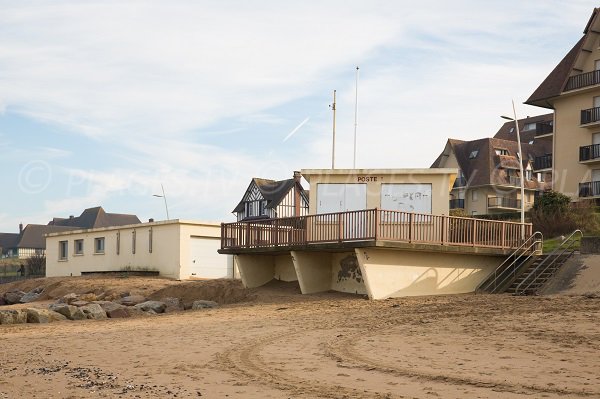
535 122 553 136
534 154 552 170
579 144 600 162
565 70 600 91
581 107 600 125
221 209 532 252
488 196 521 210
579 181 600 197
449 199 465 209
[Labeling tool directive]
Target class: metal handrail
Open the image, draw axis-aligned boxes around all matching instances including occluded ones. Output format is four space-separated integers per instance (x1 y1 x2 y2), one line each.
477 231 543 293
514 230 582 295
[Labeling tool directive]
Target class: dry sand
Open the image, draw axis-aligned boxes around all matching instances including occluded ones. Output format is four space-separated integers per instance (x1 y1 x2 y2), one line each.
1 276 599 398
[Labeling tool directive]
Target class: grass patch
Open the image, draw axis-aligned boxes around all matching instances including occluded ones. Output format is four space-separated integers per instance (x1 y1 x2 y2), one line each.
543 235 581 254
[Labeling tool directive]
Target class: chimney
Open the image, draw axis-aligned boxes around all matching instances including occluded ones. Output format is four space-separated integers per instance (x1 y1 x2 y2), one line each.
293 171 302 216
19 223 23 234
149 218 154 223
69 215 74 219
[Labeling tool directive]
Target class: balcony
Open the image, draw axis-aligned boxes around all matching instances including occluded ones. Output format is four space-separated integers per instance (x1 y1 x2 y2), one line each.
508 176 521 187
581 107 600 126
565 70 600 92
449 199 465 209
535 122 553 137
488 196 521 210
579 181 600 198
579 144 600 163
453 177 466 188
534 154 552 170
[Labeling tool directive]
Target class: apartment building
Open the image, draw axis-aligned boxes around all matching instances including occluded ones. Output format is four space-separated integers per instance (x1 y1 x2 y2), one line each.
526 7 600 200
431 133 551 216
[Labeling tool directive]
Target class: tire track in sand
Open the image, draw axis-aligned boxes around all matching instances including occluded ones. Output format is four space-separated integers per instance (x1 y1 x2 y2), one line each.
323 329 600 397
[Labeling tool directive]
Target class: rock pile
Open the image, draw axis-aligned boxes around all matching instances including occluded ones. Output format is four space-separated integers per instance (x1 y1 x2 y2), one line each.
0 289 219 325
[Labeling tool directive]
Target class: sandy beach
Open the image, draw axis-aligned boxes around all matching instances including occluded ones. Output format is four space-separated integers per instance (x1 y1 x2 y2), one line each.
1 276 599 399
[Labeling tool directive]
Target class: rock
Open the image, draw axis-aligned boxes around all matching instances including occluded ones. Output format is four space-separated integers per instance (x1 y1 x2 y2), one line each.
4 291 26 305
0 296 6 306
118 295 146 306
191 300 219 310
26 308 67 323
134 301 166 314
31 287 44 294
58 293 79 304
95 292 107 301
106 307 130 318
80 304 107 320
20 291 41 303
79 293 97 302
71 300 89 307
48 304 86 320
162 297 183 313
0 309 27 324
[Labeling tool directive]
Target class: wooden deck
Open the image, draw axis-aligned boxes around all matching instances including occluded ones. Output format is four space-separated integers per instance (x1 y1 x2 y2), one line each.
220 209 532 255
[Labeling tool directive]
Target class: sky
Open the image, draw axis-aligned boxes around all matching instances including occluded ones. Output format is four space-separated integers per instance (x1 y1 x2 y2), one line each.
0 0 597 231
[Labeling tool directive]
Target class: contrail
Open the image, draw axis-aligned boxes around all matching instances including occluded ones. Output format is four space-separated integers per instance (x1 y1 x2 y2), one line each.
283 117 310 142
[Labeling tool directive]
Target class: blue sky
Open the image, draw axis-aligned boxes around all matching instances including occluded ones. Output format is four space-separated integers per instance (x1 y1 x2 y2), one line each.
0 0 596 231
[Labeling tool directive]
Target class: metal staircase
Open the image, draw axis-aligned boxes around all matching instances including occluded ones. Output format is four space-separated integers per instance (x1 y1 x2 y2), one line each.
510 230 582 296
477 232 543 294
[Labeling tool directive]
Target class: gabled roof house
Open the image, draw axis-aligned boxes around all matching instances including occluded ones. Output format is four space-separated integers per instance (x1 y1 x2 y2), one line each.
232 172 309 221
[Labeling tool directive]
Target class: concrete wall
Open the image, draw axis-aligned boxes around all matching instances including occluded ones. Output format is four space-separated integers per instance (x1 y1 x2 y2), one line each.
236 253 296 288
46 220 225 280
301 168 456 216
354 248 502 299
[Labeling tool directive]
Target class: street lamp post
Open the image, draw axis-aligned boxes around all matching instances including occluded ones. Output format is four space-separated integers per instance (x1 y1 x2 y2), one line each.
153 183 170 220
501 100 526 240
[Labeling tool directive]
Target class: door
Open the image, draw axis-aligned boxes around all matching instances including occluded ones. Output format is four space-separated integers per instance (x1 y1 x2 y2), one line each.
316 184 367 213
189 237 233 279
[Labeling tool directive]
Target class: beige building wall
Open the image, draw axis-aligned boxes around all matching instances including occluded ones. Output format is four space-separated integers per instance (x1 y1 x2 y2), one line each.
355 248 502 299
553 93 599 199
46 220 231 280
302 169 457 216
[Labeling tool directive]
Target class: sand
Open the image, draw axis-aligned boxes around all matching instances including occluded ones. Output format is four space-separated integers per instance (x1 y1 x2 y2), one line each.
1 275 599 399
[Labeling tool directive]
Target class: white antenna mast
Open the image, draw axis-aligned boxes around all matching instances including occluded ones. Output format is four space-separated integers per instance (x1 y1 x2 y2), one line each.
330 90 336 169
353 66 359 168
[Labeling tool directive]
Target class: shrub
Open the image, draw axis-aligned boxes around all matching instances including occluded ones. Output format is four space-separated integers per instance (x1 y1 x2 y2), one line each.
531 191 600 237
26 254 46 276
532 190 570 214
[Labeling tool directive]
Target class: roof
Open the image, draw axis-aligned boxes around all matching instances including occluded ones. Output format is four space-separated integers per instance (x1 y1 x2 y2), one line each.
48 206 141 229
493 113 554 142
232 178 303 213
17 224 76 249
525 8 599 107
0 233 20 250
431 137 551 189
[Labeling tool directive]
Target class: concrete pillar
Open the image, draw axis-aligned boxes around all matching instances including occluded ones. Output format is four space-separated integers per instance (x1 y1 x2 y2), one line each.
236 255 275 288
291 251 332 294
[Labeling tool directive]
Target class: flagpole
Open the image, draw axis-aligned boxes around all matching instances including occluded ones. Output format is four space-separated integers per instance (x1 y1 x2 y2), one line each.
353 66 359 169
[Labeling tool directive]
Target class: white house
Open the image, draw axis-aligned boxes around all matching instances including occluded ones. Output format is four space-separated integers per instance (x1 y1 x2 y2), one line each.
46 220 234 280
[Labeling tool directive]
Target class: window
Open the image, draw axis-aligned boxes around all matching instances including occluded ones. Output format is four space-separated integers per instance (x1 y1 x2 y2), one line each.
469 150 479 159
537 172 544 182
94 237 105 254
471 190 478 201
59 241 68 260
523 123 536 131
495 148 508 156
74 239 84 255
116 231 120 255
525 170 533 181
245 200 267 217
149 228 153 253
471 210 478 216
528 140 534 145
132 230 136 254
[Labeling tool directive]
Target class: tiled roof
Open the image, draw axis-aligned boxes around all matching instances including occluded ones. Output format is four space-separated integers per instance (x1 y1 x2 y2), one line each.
493 113 554 142
525 8 599 107
48 206 141 229
17 225 76 249
0 233 20 251
232 178 303 213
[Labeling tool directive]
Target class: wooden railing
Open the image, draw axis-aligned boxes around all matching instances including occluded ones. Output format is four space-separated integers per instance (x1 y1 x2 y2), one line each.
221 209 532 251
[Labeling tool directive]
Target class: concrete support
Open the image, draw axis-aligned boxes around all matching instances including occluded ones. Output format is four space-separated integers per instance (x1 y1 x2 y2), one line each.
236 255 275 288
355 248 502 299
291 251 332 294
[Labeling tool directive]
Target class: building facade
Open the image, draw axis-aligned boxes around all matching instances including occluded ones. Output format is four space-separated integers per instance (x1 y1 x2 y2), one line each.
526 7 600 200
46 220 234 280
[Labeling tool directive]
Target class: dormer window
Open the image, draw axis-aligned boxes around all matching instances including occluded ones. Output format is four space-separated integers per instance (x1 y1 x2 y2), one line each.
469 150 479 159
523 123 536 131
495 148 509 156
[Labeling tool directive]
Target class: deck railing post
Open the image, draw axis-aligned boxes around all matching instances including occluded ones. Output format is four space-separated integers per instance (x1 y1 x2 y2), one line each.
338 213 343 242
472 220 477 246
441 216 446 245
408 213 413 243
501 223 506 249
374 208 379 240
273 219 279 247
245 223 251 248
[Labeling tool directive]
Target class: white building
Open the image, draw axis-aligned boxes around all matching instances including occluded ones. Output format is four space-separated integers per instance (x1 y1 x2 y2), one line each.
46 220 234 280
